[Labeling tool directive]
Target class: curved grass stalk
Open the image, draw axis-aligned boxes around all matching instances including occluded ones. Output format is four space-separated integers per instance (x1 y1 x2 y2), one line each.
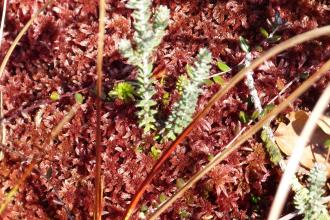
0 102 80 215
267 84 330 220
94 0 106 219
123 25 330 219
149 60 330 220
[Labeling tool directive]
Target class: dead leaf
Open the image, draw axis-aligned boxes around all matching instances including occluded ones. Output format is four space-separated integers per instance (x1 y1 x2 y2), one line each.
275 111 330 175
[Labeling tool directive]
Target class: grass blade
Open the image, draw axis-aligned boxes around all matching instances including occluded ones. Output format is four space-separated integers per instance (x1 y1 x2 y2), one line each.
0 0 8 153
123 25 330 219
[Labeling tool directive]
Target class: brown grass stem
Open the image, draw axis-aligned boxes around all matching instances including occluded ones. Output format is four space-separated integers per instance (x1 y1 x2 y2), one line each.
94 0 106 219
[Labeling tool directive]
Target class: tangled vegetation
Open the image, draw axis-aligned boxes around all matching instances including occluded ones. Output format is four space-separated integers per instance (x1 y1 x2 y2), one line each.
0 0 330 220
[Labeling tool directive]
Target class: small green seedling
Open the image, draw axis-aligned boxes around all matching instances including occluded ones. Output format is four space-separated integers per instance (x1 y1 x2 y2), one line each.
259 104 275 118
162 92 170 106
136 145 144 154
179 209 191 219
250 194 261 204
216 60 231 72
260 27 282 43
212 75 225 86
251 110 260 121
74 93 84 104
239 111 249 124
50 91 60 101
176 75 189 96
239 36 250 53
150 145 161 160
262 11 286 44
108 82 135 101
260 27 269 39
159 193 167 203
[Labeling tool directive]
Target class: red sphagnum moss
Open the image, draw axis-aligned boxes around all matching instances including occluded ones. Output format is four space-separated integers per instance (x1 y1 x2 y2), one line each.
0 0 329 219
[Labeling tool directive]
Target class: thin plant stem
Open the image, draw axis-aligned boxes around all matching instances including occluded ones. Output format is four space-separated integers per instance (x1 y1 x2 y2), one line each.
0 0 8 158
94 0 106 219
123 26 330 220
268 78 297 104
267 84 330 220
278 211 299 220
148 59 330 220
206 69 231 79
0 0 7 43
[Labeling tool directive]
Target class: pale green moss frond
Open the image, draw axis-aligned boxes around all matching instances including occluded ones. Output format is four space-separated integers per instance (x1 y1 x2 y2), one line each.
118 0 170 134
163 48 212 141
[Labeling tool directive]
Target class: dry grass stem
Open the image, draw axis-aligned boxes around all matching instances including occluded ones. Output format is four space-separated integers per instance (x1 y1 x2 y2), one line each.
0 0 8 157
94 0 106 219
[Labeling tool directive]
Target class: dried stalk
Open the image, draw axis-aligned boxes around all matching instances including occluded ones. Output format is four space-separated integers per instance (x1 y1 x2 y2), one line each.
94 0 106 219
0 0 8 160
123 25 330 219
